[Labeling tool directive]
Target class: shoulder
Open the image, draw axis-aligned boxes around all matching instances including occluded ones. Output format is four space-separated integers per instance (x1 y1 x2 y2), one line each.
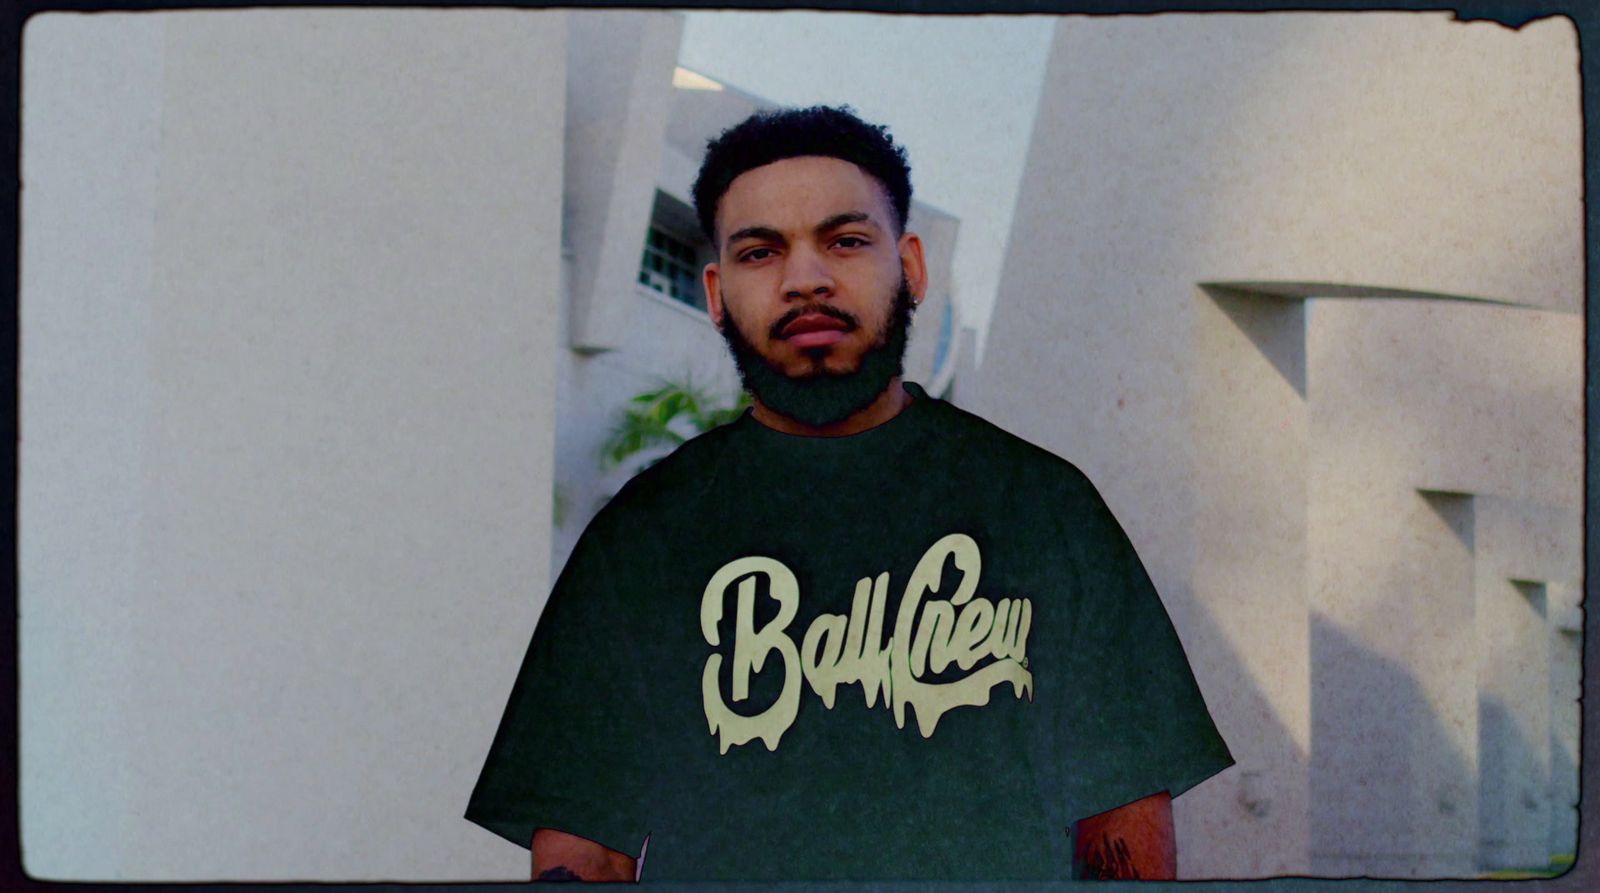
923 397 1101 497
920 397 1135 549
582 416 745 535
551 419 744 600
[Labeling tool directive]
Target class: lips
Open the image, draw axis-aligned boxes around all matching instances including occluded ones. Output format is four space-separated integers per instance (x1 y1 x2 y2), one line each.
781 312 853 349
782 312 851 337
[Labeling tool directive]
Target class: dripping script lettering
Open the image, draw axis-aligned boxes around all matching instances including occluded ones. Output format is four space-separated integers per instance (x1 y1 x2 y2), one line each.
699 533 1034 754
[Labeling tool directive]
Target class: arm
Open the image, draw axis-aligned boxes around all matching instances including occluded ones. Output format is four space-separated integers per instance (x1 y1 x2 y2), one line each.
1071 790 1176 880
531 828 637 882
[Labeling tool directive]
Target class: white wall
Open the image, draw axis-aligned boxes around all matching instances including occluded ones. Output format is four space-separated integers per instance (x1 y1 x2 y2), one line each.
1305 299 1581 876
967 12 1581 877
564 11 684 351
20 10 567 880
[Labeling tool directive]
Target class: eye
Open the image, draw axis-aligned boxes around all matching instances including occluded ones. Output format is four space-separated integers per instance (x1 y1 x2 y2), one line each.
739 247 776 263
833 236 868 250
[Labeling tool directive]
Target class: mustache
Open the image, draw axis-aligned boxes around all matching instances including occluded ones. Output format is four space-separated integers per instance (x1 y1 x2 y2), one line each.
767 304 860 341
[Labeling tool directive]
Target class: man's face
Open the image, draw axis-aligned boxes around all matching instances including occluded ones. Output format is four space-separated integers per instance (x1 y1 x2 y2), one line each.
702 156 927 425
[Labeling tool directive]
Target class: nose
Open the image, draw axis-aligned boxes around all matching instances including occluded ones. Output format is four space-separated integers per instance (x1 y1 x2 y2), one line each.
779 244 834 300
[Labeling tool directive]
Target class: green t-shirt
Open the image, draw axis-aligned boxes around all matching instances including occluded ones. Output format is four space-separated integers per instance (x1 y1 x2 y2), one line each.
465 382 1233 881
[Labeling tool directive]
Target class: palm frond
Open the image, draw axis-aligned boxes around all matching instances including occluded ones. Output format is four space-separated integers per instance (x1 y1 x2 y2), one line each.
600 378 749 470
600 411 685 469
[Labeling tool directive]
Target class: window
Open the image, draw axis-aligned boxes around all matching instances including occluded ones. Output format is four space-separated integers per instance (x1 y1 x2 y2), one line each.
638 192 710 313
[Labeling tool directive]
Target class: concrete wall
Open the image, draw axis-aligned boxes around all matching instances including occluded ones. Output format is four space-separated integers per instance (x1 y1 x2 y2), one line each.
966 12 1581 878
564 11 684 351
1306 300 1581 876
1472 497 1580 871
1548 608 1581 858
20 10 567 880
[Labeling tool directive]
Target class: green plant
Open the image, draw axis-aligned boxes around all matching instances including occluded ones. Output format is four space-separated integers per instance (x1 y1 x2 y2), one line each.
552 481 570 529
600 379 751 471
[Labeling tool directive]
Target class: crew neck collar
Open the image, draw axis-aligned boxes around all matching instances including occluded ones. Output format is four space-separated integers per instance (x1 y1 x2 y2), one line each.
734 381 935 448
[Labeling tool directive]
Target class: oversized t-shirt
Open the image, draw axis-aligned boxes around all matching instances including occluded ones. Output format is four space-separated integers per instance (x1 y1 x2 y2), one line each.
465 382 1233 881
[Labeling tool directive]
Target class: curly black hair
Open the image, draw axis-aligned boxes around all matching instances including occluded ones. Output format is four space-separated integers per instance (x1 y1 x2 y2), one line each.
691 105 912 245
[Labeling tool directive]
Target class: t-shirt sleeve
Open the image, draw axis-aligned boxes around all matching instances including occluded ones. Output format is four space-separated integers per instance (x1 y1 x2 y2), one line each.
1053 472 1235 826
464 519 654 856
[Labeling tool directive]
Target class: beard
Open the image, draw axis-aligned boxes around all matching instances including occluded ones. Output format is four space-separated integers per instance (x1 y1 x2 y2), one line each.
718 276 917 429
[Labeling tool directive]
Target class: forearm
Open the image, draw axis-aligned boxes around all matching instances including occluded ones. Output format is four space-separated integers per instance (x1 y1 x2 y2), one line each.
1071 791 1176 880
531 828 637 882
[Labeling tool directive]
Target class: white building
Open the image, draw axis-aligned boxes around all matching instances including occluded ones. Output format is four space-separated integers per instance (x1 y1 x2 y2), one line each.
17 7 1584 884
964 12 1583 879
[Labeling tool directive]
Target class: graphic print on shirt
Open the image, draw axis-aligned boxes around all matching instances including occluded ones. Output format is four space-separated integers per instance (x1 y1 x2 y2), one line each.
699 532 1034 754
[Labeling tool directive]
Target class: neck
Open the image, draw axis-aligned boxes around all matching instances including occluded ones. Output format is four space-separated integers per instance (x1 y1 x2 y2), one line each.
750 378 913 438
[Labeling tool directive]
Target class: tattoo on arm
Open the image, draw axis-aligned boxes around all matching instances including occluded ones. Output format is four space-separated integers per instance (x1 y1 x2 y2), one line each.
1079 833 1141 880
534 865 583 881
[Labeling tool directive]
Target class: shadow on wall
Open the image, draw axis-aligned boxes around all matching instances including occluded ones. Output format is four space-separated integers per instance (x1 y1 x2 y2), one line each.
1479 692 1565 872
1157 583 1304 879
1308 616 1570 878
1201 285 1306 398
1421 488 1474 550
1548 628 1580 857
1309 613 1473 877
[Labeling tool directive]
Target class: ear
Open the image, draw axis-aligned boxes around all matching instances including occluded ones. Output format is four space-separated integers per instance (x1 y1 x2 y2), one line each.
702 261 724 328
897 231 929 306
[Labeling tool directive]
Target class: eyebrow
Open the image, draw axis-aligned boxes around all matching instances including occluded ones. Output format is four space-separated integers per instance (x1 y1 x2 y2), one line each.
725 224 784 247
725 211 879 247
816 211 874 233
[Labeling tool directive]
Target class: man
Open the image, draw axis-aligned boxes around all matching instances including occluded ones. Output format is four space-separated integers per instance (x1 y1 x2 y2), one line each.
466 106 1233 882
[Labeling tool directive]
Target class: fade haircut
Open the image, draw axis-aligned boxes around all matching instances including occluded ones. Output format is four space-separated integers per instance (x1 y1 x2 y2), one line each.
691 105 913 246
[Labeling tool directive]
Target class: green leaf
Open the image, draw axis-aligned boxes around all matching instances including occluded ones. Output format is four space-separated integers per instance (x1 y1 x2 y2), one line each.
598 378 748 470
